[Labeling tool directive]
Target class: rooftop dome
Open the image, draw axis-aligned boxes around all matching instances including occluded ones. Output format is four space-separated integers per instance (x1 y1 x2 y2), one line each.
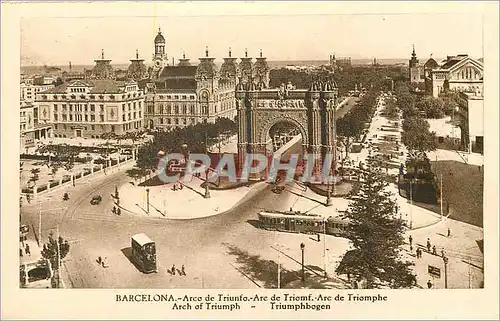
195 47 218 79
220 48 238 79
322 79 337 91
154 29 166 44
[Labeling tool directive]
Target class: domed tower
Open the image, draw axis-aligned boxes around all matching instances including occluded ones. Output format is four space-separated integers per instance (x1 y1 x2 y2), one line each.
219 47 238 87
127 49 148 80
177 52 191 67
239 48 253 85
195 46 219 119
152 28 167 78
90 49 115 80
253 49 269 88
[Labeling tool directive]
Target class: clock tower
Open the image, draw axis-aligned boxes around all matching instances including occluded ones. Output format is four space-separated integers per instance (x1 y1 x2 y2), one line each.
152 28 167 78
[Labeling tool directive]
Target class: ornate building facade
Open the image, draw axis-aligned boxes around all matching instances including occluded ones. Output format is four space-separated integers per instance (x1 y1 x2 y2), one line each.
144 29 270 131
430 54 483 98
35 78 145 139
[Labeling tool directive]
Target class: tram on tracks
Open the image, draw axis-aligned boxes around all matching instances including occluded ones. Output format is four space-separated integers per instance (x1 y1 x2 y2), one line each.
257 210 350 237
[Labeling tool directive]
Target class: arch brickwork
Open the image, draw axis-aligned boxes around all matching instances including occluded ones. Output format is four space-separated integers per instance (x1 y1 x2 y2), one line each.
235 81 338 180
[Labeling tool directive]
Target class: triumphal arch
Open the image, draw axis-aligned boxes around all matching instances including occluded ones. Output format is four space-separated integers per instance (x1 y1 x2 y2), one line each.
235 79 339 180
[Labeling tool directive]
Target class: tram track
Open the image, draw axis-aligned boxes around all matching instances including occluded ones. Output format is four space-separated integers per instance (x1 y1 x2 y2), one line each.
60 173 128 225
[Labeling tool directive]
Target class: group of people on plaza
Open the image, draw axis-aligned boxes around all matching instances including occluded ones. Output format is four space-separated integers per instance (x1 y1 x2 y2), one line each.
170 264 186 276
97 256 108 268
409 230 450 259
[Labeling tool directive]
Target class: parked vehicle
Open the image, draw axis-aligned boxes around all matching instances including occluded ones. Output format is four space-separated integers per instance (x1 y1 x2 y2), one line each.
90 195 102 205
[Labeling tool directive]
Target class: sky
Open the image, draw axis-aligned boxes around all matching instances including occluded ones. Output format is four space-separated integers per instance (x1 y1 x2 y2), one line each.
21 13 483 66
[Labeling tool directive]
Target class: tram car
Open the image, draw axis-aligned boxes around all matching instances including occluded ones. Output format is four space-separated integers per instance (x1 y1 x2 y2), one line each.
257 210 349 237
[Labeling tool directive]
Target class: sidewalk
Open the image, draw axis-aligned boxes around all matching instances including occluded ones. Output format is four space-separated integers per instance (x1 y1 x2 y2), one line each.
118 176 267 219
429 149 484 166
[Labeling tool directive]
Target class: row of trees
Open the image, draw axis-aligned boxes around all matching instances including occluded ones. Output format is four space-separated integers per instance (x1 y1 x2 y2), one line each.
135 117 237 174
269 65 403 97
336 90 379 166
395 81 457 119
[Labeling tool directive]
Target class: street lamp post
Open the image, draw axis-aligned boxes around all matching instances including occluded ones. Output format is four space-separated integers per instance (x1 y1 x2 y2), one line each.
146 188 150 214
300 242 305 283
409 181 413 229
443 256 449 289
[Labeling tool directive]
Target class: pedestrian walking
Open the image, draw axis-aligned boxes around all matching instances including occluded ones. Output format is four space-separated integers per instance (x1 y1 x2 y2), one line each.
432 245 437 255
181 265 186 276
317 234 321 242
427 238 431 252
417 248 422 258
446 203 450 214
447 228 451 237
112 206 116 214
180 184 183 190
410 245 413 252
25 244 31 256
427 280 433 289
409 235 413 247
171 264 176 275
97 256 102 265
116 207 121 216
441 249 445 258
20 248 23 257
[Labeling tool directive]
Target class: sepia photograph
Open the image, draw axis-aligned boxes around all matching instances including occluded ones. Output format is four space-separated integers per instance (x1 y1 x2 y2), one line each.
2 1 499 320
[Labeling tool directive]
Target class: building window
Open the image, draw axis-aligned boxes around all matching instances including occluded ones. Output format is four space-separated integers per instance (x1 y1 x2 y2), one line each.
160 118 164 124
111 125 115 132
159 95 164 99
128 113 131 121
175 118 179 125
174 105 179 114
133 112 137 119
62 115 67 121
167 105 172 114
166 118 171 124
53 104 58 111
91 125 95 130
69 114 73 121
100 115 104 122
69 105 73 112
91 115 95 122
167 95 171 99
54 114 58 121
90 104 95 112
182 95 187 100
133 102 136 109
138 110 142 118
190 104 195 115
182 105 187 115
123 115 126 121
85 115 88 122
100 105 104 112
55 124 58 130
122 104 125 111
